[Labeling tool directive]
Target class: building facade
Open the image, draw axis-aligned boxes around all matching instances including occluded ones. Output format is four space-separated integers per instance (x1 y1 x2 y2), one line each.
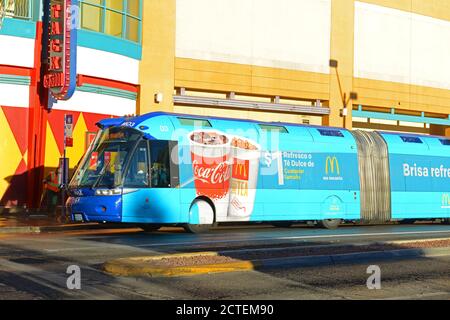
0 0 449 211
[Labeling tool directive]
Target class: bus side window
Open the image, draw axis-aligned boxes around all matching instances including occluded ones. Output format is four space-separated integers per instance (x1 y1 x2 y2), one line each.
123 141 150 188
168 141 180 188
150 141 171 188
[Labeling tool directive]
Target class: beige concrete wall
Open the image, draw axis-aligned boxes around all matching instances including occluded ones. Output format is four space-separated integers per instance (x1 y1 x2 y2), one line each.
138 0 450 135
138 0 176 114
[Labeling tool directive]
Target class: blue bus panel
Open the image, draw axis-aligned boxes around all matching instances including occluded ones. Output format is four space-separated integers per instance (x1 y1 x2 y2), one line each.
380 132 450 219
67 112 449 227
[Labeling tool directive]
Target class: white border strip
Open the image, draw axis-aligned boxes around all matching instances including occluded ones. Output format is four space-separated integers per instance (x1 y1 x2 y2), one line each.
0 83 29 108
51 91 136 116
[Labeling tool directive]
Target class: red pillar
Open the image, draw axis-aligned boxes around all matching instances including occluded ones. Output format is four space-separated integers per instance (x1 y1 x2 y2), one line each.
27 21 48 210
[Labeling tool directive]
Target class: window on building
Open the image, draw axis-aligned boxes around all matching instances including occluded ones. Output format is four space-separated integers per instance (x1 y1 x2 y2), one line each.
79 0 142 42
1 0 31 20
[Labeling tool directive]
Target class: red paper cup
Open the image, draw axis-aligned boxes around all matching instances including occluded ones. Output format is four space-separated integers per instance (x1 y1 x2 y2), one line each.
190 130 231 201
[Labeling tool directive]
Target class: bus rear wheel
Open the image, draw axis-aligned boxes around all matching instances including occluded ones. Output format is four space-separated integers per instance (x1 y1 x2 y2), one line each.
319 219 341 230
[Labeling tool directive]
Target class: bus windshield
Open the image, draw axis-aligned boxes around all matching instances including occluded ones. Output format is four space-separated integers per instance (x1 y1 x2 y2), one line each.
70 127 143 188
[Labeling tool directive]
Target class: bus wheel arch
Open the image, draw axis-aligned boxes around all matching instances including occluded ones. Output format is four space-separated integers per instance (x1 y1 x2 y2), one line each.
319 195 344 229
194 196 216 222
184 197 216 234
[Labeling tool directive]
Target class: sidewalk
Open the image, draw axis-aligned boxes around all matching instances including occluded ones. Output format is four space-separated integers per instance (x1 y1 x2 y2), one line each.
0 213 100 234
103 240 450 277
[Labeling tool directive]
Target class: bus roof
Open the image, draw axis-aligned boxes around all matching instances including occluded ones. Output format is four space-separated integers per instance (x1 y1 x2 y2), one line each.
96 112 449 150
97 111 348 132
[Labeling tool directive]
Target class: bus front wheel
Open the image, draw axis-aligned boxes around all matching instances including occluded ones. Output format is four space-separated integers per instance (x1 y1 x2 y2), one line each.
319 219 341 230
184 199 215 234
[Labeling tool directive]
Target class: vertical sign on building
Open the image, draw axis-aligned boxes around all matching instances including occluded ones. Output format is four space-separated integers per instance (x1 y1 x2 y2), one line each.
43 0 78 101
64 114 74 147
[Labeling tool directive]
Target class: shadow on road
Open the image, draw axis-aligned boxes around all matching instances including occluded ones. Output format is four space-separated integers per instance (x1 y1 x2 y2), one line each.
0 223 449 299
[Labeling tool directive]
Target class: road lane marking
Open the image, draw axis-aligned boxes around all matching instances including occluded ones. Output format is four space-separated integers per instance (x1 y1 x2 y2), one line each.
134 229 450 247
42 229 450 253
278 230 450 240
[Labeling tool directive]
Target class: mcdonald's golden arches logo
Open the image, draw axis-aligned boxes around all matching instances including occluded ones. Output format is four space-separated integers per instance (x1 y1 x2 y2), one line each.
325 156 340 175
232 159 249 181
442 194 450 208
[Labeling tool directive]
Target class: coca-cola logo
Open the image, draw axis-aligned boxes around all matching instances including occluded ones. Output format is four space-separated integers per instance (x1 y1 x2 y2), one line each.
193 160 230 184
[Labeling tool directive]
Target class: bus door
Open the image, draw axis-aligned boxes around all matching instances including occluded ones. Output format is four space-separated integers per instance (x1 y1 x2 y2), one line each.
122 140 180 223
121 140 152 221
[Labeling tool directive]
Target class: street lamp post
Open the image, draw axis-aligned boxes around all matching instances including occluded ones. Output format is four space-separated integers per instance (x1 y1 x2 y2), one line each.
329 59 358 128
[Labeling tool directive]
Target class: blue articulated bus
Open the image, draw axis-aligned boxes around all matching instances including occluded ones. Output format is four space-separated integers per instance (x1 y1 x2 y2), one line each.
67 112 450 233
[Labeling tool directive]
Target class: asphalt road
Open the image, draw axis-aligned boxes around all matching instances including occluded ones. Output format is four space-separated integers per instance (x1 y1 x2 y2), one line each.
0 223 450 300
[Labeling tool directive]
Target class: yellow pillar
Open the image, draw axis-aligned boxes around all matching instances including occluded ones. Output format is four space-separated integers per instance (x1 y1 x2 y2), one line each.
430 124 450 137
138 0 176 115
324 0 355 129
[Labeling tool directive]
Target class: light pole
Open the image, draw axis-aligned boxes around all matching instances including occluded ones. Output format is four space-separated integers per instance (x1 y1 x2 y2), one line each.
329 59 358 128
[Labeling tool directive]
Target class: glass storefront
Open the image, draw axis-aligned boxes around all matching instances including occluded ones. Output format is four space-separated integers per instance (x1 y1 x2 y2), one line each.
80 0 141 42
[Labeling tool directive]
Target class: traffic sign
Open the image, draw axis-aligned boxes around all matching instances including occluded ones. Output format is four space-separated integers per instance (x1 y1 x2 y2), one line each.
64 114 73 147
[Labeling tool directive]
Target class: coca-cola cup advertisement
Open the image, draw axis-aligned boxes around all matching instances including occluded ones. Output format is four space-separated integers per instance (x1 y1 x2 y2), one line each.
189 130 232 219
228 136 261 219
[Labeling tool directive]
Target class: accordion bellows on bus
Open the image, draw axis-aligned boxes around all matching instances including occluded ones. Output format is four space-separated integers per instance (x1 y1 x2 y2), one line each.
67 112 450 233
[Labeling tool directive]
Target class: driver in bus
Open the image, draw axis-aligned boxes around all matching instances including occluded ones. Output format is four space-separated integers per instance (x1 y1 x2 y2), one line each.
151 162 169 187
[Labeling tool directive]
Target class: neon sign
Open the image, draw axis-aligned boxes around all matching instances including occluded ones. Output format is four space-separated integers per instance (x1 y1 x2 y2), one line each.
43 0 78 100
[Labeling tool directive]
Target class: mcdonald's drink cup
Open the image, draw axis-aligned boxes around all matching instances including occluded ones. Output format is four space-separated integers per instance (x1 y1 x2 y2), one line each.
190 130 231 218
228 137 260 218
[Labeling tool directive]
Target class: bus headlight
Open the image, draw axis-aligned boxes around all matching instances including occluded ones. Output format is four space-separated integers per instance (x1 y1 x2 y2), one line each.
95 189 122 196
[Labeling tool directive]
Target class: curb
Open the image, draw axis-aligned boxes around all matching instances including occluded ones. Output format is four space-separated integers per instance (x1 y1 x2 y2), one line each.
103 251 226 277
0 226 43 234
103 246 450 278
104 260 255 277
0 223 102 234
102 251 254 277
